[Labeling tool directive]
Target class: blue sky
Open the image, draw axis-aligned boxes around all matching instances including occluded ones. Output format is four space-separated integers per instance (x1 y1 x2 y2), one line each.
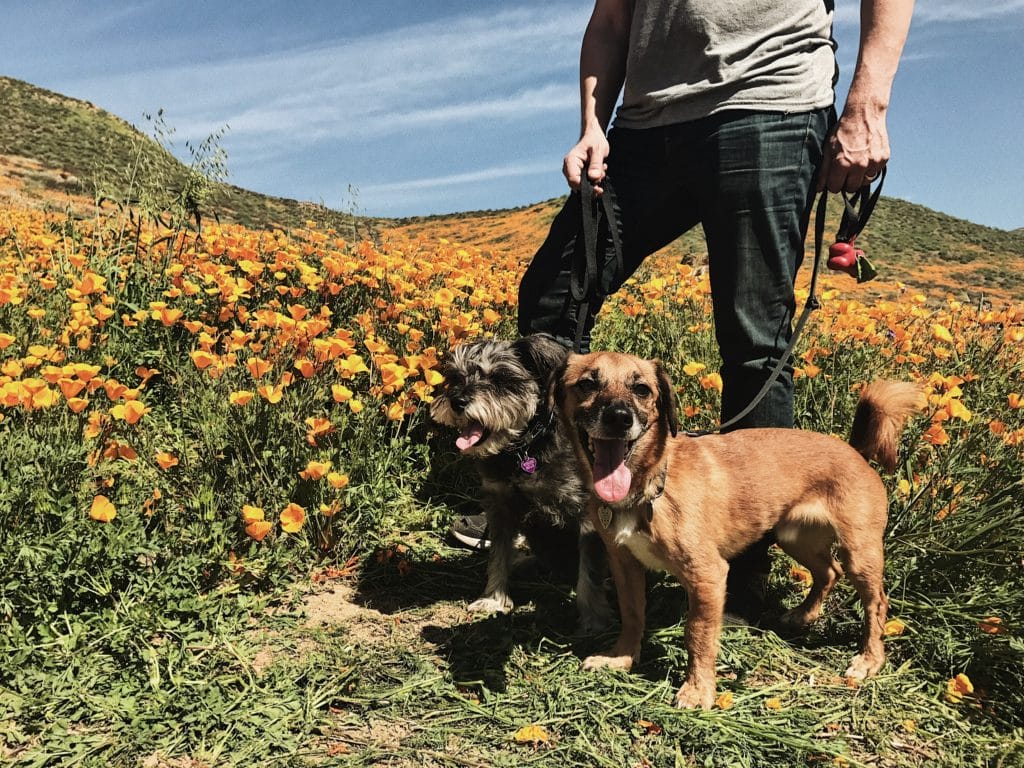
2 1 1023 230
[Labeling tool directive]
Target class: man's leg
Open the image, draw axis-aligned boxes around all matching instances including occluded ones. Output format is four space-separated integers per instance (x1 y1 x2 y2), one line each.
695 108 833 621
518 127 698 350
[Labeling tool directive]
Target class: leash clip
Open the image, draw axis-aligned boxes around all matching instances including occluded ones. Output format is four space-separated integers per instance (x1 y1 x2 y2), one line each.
826 168 885 283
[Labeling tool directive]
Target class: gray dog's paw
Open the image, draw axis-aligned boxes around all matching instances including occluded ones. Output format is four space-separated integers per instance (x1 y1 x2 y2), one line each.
467 595 514 614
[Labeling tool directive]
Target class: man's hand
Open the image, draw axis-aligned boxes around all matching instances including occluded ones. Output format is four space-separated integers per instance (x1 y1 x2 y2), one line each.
566 0 630 196
820 0 914 194
818 104 889 193
563 127 610 194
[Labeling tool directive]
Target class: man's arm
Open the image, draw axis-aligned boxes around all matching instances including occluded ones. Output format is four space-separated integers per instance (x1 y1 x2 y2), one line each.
562 0 632 193
819 0 915 193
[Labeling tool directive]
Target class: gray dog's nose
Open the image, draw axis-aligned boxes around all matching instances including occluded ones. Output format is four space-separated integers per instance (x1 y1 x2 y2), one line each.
602 403 633 431
450 394 469 413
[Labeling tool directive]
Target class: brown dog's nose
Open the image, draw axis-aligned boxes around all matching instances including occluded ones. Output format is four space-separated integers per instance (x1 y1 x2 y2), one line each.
602 403 633 432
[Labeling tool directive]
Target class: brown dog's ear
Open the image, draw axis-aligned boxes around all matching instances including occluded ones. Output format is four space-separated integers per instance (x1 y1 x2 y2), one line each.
654 360 679 438
546 353 574 416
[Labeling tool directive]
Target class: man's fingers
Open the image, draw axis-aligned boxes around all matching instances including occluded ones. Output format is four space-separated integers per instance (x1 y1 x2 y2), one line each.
822 160 886 193
563 153 585 190
564 142 609 193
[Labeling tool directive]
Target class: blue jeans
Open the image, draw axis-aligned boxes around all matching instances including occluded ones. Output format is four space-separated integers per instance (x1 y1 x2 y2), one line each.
518 108 834 582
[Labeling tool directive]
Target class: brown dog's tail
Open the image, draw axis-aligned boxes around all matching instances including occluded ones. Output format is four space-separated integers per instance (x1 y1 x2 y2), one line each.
849 380 926 472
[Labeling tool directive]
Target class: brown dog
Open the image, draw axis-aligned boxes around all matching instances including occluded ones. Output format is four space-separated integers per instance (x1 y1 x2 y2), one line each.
552 351 923 709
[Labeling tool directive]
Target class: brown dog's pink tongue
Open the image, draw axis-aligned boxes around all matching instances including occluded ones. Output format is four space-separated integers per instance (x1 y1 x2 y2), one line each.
592 438 632 503
456 421 485 451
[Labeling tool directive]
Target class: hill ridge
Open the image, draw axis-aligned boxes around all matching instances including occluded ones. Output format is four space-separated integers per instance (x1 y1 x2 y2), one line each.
2 75 1023 302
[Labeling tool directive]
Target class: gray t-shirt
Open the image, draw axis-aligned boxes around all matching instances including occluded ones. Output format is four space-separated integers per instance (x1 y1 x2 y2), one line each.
614 0 837 128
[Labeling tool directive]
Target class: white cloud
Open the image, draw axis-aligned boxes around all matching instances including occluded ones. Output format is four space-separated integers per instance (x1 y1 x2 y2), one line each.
913 0 1024 23
62 4 587 157
834 0 1024 28
359 159 555 196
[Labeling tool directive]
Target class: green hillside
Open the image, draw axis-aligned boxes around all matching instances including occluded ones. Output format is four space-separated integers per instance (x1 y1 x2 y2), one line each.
3 74 1023 302
0 76 369 239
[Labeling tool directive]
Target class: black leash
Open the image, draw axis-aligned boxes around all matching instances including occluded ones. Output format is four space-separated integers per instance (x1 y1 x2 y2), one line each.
571 175 624 353
569 169 885 438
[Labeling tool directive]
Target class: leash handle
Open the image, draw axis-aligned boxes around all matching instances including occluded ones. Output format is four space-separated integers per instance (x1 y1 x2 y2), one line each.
571 175 623 353
837 166 886 243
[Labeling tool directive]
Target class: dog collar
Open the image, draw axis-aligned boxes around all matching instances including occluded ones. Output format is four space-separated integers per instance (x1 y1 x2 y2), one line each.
596 499 655 530
596 468 666 529
508 408 556 474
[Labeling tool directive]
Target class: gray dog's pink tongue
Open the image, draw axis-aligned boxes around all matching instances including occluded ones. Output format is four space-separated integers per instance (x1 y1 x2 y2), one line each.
456 421 485 451
592 438 631 502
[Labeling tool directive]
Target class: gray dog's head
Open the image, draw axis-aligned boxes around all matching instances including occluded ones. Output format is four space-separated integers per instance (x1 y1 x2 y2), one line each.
430 334 569 457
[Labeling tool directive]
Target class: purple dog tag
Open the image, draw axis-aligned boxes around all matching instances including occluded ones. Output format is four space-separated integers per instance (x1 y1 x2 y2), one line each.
520 456 538 474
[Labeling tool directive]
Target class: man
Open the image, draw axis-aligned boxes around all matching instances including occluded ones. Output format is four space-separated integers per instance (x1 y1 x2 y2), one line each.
506 0 914 622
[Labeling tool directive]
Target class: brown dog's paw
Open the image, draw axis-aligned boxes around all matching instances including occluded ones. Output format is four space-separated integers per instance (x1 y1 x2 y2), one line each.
844 652 884 680
582 653 634 672
778 606 817 631
674 680 716 710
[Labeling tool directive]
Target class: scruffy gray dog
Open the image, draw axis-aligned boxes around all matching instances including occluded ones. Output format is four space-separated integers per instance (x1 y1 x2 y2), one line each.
430 333 612 633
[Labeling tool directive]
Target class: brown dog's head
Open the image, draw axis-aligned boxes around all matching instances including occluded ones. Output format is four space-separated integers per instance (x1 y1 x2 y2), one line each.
552 351 678 504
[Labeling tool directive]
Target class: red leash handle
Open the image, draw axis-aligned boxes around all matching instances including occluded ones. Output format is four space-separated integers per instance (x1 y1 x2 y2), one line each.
826 167 886 281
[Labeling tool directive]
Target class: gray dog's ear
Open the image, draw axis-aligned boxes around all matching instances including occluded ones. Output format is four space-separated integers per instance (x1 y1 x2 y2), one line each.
654 360 679 438
513 333 571 380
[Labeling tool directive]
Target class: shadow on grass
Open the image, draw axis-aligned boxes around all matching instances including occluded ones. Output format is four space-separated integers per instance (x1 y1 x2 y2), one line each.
347 536 873 701
351 547 610 692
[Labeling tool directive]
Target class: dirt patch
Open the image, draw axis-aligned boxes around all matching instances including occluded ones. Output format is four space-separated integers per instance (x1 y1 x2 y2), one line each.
140 754 210 768
250 646 276 677
301 580 470 648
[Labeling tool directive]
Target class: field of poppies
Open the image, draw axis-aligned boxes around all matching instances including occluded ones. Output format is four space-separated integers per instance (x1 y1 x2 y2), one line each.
1 195 1022 766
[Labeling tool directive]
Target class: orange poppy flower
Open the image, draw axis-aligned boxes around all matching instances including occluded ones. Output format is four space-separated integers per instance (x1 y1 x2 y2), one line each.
190 350 218 370
155 452 179 470
67 397 89 413
247 357 272 379
110 400 150 424
299 460 331 480
58 378 87 399
242 504 265 524
245 520 273 542
229 390 255 406
280 503 306 533
327 472 349 489
89 494 117 522
257 385 283 404
305 417 335 446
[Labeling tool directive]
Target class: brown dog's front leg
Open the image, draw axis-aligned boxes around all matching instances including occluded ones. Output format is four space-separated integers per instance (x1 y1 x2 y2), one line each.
674 561 728 709
583 541 646 672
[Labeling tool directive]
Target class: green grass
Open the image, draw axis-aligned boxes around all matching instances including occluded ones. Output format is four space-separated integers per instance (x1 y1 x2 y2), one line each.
1 104 1023 765
3 281 1022 766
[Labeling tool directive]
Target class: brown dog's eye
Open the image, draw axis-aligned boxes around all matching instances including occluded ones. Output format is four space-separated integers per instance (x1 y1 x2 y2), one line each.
574 377 599 395
632 383 652 398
